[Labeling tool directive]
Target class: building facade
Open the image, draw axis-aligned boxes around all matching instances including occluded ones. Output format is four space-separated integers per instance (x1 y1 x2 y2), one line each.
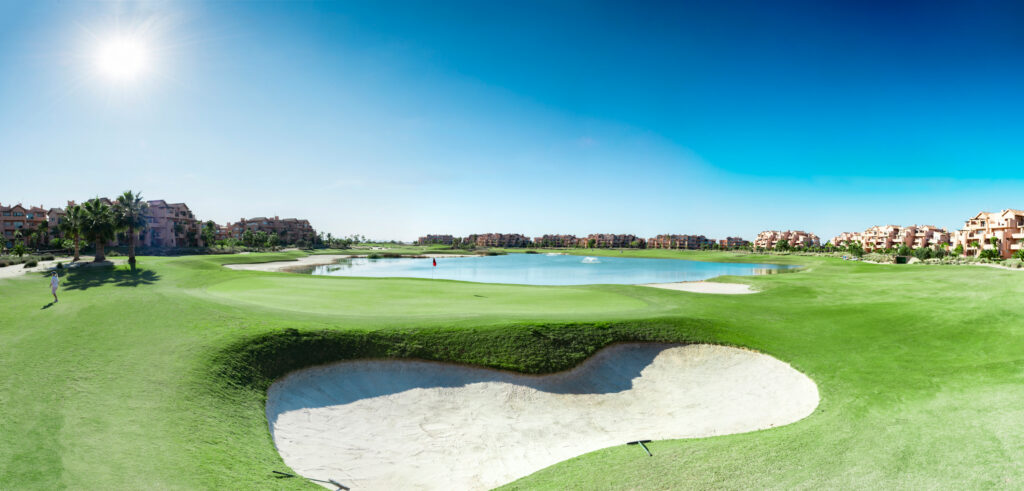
417 234 455 246
950 210 1024 259
719 237 750 249
141 201 202 248
647 234 714 250
533 234 579 247
754 230 821 249
465 233 532 248
585 234 644 248
833 225 950 253
1 203 48 247
221 216 316 245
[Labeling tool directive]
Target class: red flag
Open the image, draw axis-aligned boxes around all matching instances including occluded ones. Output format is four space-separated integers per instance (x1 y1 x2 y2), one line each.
432 258 437 267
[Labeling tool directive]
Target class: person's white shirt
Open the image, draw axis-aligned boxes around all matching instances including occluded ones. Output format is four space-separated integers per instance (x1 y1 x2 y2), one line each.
51 274 59 289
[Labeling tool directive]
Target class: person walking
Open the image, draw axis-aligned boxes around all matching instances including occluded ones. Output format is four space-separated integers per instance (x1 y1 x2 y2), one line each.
50 271 60 303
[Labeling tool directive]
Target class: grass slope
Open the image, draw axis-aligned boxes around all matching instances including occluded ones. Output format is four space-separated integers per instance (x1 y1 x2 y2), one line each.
0 251 1022 489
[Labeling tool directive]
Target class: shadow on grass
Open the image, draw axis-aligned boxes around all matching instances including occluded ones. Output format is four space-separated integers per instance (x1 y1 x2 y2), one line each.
41 302 54 310
51 266 162 291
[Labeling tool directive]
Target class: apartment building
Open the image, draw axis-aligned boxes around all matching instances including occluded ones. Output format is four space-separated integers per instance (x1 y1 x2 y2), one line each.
222 216 316 245
586 234 644 248
47 206 67 239
464 233 531 248
831 231 862 248
417 234 455 246
720 237 750 249
647 234 714 250
533 234 579 247
834 225 950 252
950 209 1024 258
754 230 820 249
141 200 202 248
1 203 48 247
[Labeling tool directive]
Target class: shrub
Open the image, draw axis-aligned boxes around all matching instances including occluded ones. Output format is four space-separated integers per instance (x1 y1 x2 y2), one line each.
41 254 55 261
56 262 63 269
524 250 539 254
979 248 1001 261
23 260 38 268
367 253 381 259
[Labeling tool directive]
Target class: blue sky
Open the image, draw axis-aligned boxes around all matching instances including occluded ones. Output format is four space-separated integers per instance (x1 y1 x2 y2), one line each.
1 1 1022 241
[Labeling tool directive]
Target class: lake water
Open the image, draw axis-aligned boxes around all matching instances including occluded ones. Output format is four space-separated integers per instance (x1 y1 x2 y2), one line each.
297 254 794 286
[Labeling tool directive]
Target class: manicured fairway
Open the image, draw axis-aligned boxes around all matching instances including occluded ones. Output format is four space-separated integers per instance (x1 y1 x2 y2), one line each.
1 250 1023 489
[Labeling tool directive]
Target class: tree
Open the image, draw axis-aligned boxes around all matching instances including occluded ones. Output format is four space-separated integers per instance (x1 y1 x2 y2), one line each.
242 230 255 249
254 231 268 251
953 243 964 257
202 220 217 248
980 237 1002 260
1014 248 1024 261
81 198 116 262
774 239 791 251
60 204 85 261
267 233 280 250
587 238 596 249
12 243 27 258
913 247 931 261
114 191 149 270
896 244 912 257
848 241 864 258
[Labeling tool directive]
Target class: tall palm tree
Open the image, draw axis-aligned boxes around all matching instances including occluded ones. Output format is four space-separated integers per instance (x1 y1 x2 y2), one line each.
114 191 149 270
60 204 85 261
81 198 116 262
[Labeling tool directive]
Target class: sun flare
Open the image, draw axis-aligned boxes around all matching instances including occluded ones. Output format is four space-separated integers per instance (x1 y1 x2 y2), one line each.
95 36 149 81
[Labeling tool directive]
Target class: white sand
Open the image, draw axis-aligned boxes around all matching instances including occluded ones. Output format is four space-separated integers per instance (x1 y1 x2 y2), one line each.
224 254 477 272
0 256 124 280
642 281 755 294
267 343 818 490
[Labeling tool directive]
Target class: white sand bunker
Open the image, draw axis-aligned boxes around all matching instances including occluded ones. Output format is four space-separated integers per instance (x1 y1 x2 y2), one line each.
267 343 818 490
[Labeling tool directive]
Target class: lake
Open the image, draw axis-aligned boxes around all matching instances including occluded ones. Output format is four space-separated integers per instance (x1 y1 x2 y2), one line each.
297 253 794 286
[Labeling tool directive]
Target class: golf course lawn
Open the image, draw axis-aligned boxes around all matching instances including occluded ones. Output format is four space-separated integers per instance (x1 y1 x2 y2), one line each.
2 250 1023 489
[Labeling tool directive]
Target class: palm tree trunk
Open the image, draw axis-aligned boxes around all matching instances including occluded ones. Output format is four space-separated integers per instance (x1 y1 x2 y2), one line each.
128 225 137 270
95 241 106 262
73 235 80 262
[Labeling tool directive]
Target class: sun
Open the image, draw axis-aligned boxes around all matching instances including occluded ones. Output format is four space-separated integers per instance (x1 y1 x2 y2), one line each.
95 36 149 81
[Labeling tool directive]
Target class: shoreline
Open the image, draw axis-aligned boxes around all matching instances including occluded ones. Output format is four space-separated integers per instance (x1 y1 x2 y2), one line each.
222 253 478 272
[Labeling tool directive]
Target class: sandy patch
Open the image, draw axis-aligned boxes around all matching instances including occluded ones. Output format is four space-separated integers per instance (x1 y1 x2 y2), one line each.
642 281 755 294
224 254 478 272
267 343 818 490
0 256 124 280
223 254 351 272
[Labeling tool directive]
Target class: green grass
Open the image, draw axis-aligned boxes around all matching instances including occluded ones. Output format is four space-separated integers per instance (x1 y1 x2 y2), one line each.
1 250 1023 489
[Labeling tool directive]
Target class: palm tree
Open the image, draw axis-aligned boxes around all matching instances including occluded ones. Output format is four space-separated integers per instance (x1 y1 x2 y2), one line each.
60 204 85 261
81 198 116 262
114 191 149 270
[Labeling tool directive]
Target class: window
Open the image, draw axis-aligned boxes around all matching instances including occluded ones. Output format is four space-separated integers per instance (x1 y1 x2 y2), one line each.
26 213 33 219
13 212 23 217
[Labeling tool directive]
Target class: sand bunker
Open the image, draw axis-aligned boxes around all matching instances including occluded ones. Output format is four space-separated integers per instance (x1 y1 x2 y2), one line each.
267 343 818 490
642 281 756 294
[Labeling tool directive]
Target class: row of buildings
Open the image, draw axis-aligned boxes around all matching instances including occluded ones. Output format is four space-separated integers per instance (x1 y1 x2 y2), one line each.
753 230 821 249
1 199 315 249
417 233 751 250
829 209 1024 259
